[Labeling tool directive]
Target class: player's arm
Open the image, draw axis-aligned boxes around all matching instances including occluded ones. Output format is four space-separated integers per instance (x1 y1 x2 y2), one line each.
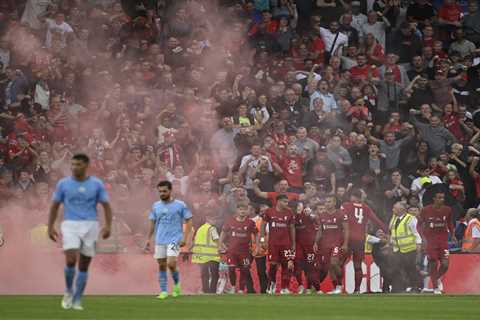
181 218 192 247
447 209 457 243
144 218 155 252
367 207 388 233
259 219 267 250
342 220 350 252
416 209 426 247
100 202 113 239
218 229 227 253
47 201 61 242
290 223 296 251
313 226 322 253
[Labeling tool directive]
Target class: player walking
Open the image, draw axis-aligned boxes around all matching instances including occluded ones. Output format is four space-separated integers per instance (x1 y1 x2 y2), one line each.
47 154 113 311
341 189 386 293
417 192 456 294
260 194 296 294
314 195 349 294
144 180 193 300
219 202 258 293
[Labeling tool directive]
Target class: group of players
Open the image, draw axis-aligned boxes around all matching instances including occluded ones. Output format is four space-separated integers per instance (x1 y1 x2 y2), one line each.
219 189 455 295
47 154 455 310
219 191 386 295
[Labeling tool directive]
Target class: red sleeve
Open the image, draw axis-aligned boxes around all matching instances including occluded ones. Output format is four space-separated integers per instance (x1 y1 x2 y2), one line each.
447 208 455 235
365 206 387 232
417 208 425 238
222 221 231 233
250 220 258 234
267 192 276 201
263 209 271 223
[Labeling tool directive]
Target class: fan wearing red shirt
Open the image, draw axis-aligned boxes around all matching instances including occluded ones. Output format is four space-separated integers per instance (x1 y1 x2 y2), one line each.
349 53 380 83
293 203 320 294
342 189 387 293
417 192 456 294
219 202 258 294
314 195 349 294
277 145 305 191
260 194 295 294
253 179 306 207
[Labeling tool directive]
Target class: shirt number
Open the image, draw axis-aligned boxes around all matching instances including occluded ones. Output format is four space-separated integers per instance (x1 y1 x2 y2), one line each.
354 207 364 224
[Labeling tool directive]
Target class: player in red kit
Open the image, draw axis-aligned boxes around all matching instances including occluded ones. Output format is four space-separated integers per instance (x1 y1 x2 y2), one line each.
417 192 456 294
342 189 387 293
219 202 258 294
260 194 296 295
294 202 320 294
314 195 349 294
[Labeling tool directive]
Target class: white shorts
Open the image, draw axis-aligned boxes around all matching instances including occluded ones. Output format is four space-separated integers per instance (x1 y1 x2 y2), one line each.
154 243 180 259
61 220 99 257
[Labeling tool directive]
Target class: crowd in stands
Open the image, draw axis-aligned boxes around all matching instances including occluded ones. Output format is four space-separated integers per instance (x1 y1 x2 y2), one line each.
1 0 480 255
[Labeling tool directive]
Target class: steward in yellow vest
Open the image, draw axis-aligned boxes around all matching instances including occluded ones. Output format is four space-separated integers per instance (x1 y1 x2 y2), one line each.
388 202 422 292
191 216 220 294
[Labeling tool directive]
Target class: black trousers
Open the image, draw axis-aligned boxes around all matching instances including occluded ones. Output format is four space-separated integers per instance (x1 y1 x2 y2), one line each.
392 251 420 292
255 256 268 294
200 261 219 294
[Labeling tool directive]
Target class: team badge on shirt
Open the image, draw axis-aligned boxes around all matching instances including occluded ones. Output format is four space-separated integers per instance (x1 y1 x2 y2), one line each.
78 187 86 193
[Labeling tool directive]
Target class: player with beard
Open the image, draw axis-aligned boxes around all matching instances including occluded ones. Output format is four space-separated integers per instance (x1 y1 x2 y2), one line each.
314 195 349 294
260 194 296 294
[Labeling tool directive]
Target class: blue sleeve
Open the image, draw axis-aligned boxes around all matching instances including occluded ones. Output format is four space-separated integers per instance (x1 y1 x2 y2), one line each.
148 206 156 220
52 180 64 203
97 180 109 203
182 203 193 220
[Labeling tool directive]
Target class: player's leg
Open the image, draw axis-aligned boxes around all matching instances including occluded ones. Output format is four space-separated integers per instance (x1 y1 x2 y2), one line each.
166 243 182 297
226 253 238 292
154 244 169 298
330 247 344 294
238 254 253 293
279 248 294 294
351 242 365 293
60 221 81 309
305 252 320 293
435 250 449 293
294 244 305 292
71 254 92 309
267 246 280 294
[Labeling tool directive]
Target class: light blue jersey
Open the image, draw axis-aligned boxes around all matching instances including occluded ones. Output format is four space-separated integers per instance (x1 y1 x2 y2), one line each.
149 199 192 245
52 176 109 221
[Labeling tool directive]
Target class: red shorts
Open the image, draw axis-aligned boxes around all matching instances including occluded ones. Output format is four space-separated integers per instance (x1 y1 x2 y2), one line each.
268 244 294 263
226 252 252 267
319 245 344 269
347 240 365 265
426 245 449 261
295 242 316 265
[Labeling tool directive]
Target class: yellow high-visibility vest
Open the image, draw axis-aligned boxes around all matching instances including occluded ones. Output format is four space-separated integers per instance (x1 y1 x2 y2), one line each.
389 214 417 253
191 223 220 264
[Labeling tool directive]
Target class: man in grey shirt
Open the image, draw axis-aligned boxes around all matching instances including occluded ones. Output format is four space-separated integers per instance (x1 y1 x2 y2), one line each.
366 124 416 171
410 110 457 156
294 127 319 161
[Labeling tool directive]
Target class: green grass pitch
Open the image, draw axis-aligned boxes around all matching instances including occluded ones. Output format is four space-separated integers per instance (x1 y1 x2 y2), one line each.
0 295 478 320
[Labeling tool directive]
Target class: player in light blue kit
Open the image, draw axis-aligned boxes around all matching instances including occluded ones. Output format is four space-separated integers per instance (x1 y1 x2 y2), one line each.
47 154 113 310
144 180 192 300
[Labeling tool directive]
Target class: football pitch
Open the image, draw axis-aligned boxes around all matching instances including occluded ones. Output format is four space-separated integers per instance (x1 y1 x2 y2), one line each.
0 295 478 320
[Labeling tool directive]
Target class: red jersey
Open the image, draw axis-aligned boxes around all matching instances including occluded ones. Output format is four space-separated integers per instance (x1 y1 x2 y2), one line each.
342 202 386 242
349 64 379 82
317 210 348 248
295 213 317 246
222 217 257 254
263 207 294 247
417 204 454 246
267 192 299 207
279 156 304 188
443 113 464 142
